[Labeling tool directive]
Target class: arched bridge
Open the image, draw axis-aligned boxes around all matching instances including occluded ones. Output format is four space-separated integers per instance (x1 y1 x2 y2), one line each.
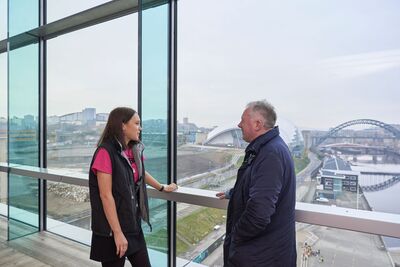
321 143 400 158
315 119 400 147
361 176 400 192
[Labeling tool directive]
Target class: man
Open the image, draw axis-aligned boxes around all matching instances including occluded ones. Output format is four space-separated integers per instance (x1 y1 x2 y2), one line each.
217 100 296 266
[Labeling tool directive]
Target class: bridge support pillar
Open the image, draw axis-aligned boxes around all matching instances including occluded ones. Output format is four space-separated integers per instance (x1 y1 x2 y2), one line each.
353 156 357 162
373 155 377 164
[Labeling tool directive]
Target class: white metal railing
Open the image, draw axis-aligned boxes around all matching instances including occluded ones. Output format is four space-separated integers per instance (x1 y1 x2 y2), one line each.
1 162 400 239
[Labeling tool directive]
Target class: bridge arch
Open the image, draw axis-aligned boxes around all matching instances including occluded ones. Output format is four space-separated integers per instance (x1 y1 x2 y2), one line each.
361 176 400 192
315 119 400 147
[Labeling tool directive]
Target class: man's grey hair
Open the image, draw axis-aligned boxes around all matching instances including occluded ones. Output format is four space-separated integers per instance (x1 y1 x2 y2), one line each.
246 100 277 129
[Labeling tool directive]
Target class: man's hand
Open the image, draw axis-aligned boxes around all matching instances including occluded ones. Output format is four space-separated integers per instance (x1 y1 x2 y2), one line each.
216 192 226 199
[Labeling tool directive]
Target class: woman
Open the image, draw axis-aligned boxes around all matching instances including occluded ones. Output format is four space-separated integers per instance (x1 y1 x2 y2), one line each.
89 107 177 267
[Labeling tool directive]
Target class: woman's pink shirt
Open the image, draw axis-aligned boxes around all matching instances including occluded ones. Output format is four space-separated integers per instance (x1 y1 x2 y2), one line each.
91 148 140 183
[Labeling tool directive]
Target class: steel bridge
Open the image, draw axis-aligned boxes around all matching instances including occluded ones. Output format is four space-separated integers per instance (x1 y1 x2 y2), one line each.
315 119 400 147
361 175 400 192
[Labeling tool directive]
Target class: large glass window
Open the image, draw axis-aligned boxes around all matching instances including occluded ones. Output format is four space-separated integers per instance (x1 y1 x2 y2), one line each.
0 0 7 215
8 43 40 239
177 0 400 265
0 0 6 40
0 51 6 215
8 0 38 36
46 0 111 23
141 3 169 266
46 14 138 241
7 0 39 240
0 0 7 216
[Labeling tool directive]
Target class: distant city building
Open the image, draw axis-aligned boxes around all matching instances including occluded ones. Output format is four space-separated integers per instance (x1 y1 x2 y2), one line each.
56 108 97 126
176 117 213 145
22 115 36 129
48 115 60 125
204 124 246 148
10 117 23 127
0 118 6 140
82 108 96 125
318 157 359 198
60 112 82 123
96 113 108 122
177 117 199 143
204 118 298 149
143 119 167 133
195 132 208 145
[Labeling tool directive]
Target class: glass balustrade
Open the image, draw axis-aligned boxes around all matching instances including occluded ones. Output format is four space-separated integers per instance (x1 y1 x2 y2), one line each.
296 222 396 267
1 165 399 266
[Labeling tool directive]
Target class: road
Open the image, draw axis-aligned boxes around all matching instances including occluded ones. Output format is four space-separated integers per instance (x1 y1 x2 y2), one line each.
296 152 321 201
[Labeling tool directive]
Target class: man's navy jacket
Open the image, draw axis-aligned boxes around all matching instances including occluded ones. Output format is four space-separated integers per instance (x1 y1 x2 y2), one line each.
224 126 297 267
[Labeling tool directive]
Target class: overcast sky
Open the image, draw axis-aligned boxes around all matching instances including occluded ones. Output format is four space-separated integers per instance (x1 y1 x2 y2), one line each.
1 0 400 130
177 0 400 129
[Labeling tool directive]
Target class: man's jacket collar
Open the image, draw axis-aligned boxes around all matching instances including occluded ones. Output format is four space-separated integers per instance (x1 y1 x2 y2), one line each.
245 126 280 154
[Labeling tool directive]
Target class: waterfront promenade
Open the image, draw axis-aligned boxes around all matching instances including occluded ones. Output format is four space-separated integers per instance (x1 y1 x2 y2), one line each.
296 153 398 266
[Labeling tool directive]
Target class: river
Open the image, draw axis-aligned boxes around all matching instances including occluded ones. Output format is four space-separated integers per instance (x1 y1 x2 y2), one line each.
352 162 400 249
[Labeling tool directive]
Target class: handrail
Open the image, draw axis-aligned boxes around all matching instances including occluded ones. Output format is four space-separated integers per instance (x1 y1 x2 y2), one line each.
1 162 400 239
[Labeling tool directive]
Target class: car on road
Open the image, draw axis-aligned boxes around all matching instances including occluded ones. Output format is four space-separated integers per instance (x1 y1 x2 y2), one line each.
315 197 329 203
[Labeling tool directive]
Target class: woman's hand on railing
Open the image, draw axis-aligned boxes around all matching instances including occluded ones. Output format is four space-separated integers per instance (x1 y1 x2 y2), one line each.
163 183 178 192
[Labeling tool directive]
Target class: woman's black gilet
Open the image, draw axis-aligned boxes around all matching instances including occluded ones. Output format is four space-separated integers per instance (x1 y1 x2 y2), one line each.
89 140 140 236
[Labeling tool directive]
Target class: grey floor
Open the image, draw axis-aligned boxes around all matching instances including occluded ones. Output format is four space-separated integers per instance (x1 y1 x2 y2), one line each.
0 216 98 267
